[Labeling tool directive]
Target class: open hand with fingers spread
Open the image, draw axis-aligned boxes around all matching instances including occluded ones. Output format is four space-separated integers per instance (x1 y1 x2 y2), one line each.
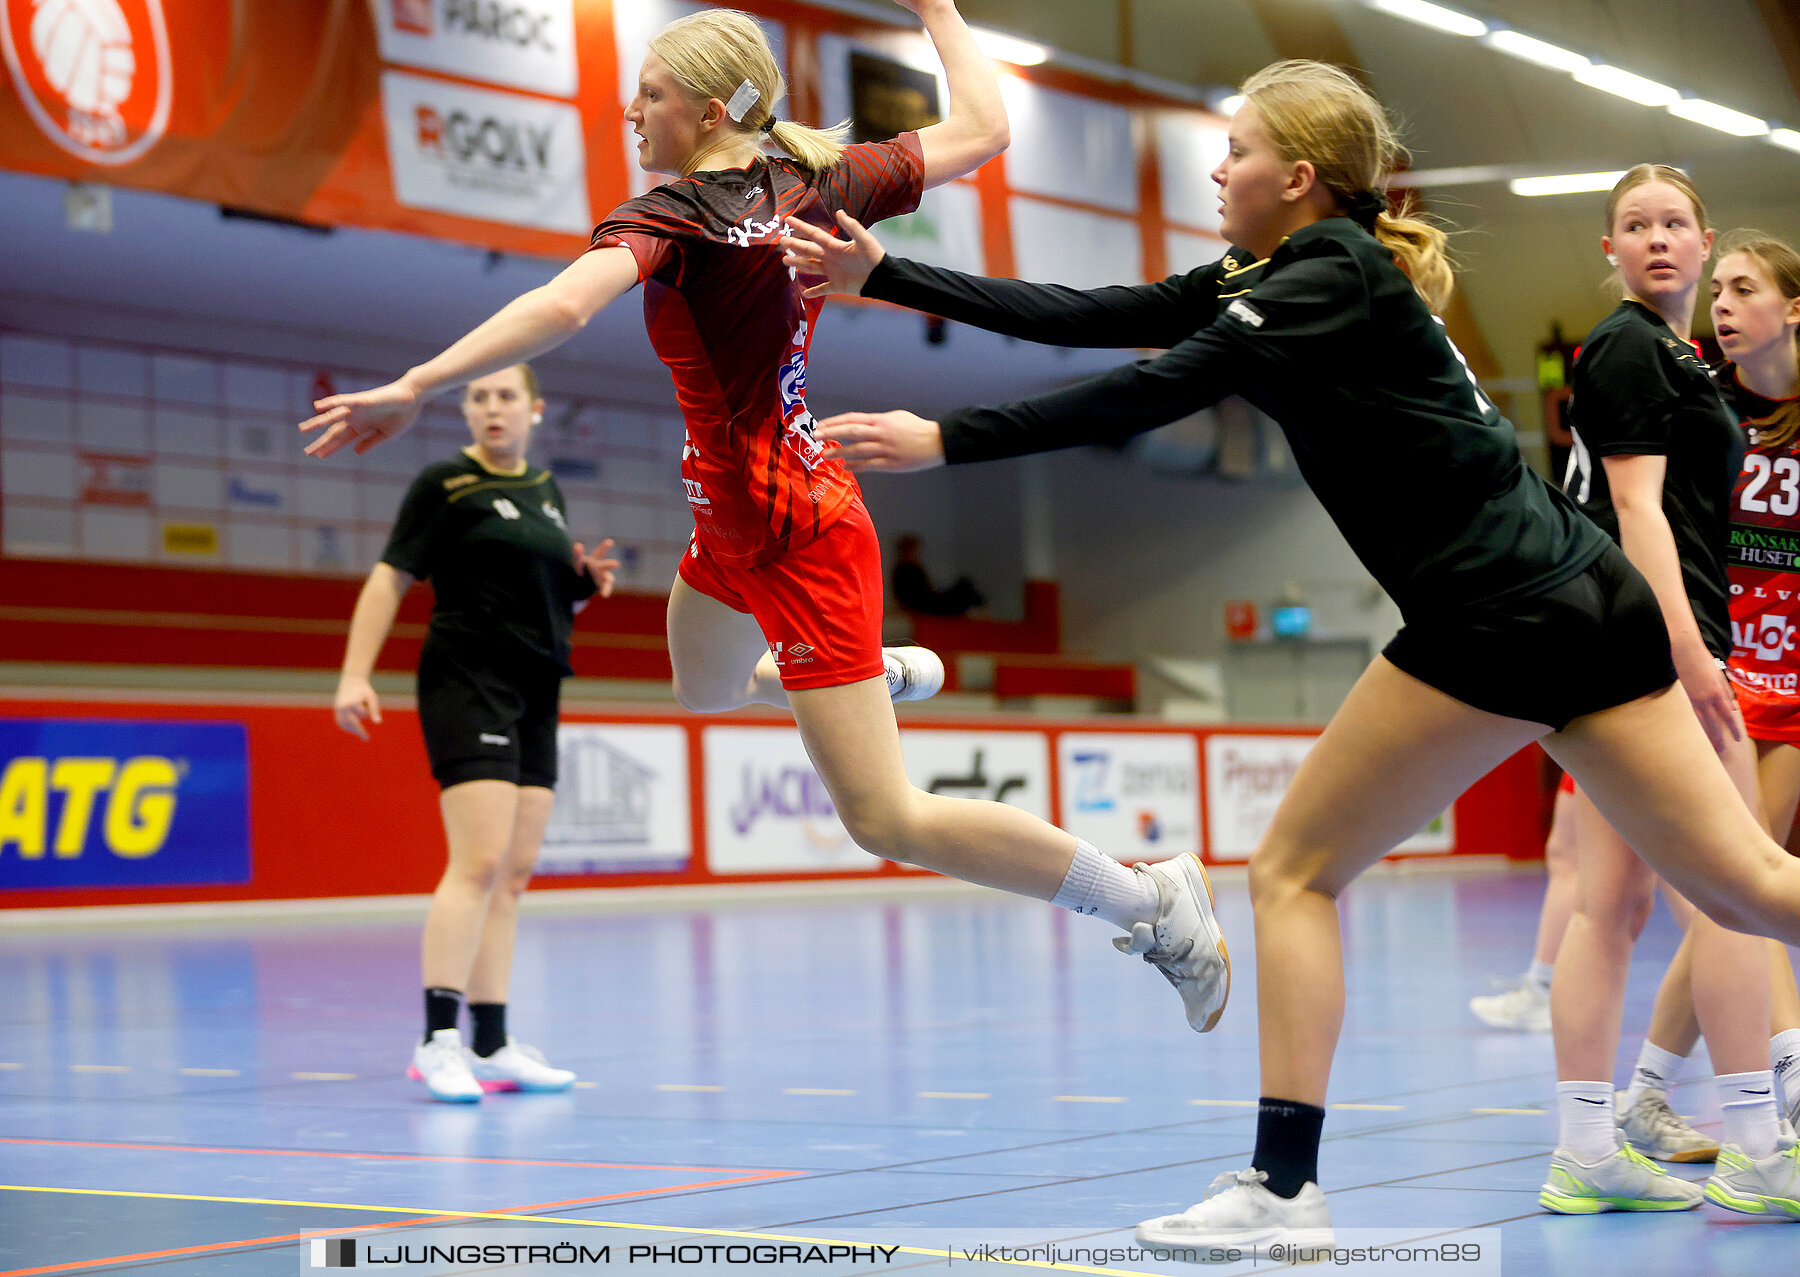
572 537 621 600
815 410 946 473
300 378 423 458
781 210 888 300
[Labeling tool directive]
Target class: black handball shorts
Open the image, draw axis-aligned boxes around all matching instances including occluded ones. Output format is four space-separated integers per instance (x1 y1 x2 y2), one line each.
416 633 563 790
1383 541 1678 731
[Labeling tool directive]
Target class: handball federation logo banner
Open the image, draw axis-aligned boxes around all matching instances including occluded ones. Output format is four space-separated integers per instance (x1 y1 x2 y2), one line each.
0 717 250 889
0 0 172 164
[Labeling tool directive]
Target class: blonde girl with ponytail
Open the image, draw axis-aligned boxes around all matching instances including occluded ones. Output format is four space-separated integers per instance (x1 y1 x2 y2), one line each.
306 7 1247 1065
783 59 1800 1249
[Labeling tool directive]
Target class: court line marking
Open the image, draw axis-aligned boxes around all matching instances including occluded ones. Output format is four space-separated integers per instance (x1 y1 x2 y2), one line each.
657 1083 723 1092
0 1137 800 1176
66 1065 127 1074
291 1072 356 1081
177 1068 240 1077
0 1185 1174 1276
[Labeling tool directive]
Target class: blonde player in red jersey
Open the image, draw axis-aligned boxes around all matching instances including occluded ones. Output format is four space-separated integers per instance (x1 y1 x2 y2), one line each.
299 3 1227 1030
1715 229 1800 1140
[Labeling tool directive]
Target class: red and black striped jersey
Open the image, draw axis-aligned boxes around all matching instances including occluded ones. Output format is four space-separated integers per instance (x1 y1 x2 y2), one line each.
591 134 925 567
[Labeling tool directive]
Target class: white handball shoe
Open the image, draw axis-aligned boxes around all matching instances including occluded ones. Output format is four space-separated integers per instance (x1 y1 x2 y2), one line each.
1114 852 1230 1033
1617 1088 1718 1163
1469 979 1550 1032
883 645 944 703
1135 1169 1333 1257
467 1038 577 1093
408 1028 482 1103
1538 1142 1704 1213
1703 1141 1800 1219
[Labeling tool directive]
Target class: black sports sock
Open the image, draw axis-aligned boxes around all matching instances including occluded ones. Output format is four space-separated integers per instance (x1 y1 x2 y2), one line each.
424 987 464 1042
1251 1097 1326 1199
468 1002 507 1058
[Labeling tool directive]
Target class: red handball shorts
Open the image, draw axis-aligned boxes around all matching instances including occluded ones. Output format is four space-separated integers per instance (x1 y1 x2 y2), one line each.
677 497 887 691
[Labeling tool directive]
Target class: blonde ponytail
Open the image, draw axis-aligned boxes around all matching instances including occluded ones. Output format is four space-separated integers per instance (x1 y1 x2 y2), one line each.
651 9 849 172
1373 206 1453 315
765 119 851 172
1241 60 1455 314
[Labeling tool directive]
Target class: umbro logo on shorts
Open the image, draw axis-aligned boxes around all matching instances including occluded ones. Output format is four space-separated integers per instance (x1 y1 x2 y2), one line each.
479 733 511 746
769 641 817 666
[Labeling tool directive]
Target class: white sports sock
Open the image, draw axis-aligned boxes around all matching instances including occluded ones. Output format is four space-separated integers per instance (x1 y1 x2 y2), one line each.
1771 1029 1800 1112
1556 1080 1619 1162
1719 1070 1780 1160
1620 1041 1688 1114
1049 839 1158 930
1526 959 1553 991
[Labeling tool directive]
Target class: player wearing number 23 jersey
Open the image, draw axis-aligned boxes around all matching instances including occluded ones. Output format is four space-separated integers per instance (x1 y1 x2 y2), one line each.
1726 369 1800 738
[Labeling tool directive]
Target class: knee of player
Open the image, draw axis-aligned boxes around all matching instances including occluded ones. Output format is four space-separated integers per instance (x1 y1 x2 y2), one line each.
1247 840 1319 905
836 800 916 864
447 850 508 893
671 677 725 715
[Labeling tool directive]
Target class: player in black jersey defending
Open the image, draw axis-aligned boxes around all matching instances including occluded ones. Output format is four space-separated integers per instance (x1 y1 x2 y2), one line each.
787 59 1800 1250
333 363 618 1102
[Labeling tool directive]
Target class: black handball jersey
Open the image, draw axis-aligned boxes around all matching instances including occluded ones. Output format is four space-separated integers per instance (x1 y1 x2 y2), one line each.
1564 301 1744 659
381 452 596 672
862 217 1609 619
591 135 925 568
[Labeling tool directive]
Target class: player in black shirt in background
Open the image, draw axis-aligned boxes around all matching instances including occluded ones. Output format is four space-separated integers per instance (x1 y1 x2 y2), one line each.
1552 168 1796 1218
785 61 1800 1248
333 363 618 1102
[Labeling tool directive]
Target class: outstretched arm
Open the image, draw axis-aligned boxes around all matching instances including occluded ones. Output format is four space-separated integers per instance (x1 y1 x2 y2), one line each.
299 246 641 457
819 322 1243 468
904 0 1009 188
782 212 1213 348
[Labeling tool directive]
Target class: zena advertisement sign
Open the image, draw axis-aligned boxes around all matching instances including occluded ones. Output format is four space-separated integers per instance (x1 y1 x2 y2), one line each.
1058 732 1200 859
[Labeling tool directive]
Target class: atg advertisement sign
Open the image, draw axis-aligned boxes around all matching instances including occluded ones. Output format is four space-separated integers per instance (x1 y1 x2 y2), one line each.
0 718 249 888
1058 732 1200 858
703 726 880 874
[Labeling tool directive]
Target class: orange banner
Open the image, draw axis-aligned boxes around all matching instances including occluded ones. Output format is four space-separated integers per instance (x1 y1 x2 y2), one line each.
0 0 625 259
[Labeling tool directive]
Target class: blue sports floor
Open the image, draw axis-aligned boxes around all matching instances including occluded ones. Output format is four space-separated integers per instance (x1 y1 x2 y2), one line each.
0 869 1792 1276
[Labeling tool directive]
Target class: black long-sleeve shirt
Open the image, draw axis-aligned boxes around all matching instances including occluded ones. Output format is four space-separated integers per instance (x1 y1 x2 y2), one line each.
861 218 1610 621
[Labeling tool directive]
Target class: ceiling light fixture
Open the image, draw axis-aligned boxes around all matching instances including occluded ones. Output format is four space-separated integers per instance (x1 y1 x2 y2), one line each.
1509 171 1628 196
1367 0 1487 39
969 27 1050 67
1771 129 1800 154
1570 64 1682 107
1481 29 1589 73
1669 97 1769 137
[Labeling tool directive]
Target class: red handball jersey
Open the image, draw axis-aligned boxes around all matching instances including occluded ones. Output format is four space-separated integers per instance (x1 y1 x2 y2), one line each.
590 134 925 567
1724 366 1800 739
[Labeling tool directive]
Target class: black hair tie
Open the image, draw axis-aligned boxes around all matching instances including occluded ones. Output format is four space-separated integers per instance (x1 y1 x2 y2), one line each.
759 116 778 135
1344 189 1387 231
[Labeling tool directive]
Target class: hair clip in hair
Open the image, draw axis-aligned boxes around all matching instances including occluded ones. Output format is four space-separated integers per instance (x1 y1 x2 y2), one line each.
1344 189 1387 232
725 79 761 123
759 116 777 135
